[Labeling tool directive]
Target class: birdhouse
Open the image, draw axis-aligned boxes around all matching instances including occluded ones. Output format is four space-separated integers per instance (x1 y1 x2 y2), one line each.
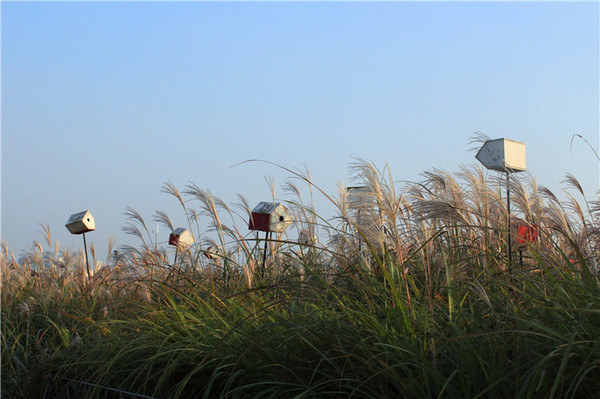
476 138 526 173
203 245 220 260
298 230 317 245
347 186 372 206
248 202 291 233
169 228 194 248
515 224 538 247
65 210 96 235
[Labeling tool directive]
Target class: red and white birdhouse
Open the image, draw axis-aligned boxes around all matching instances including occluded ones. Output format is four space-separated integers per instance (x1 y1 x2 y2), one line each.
248 202 291 233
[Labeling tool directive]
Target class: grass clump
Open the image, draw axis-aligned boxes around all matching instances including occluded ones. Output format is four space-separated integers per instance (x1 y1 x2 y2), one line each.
2 159 599 398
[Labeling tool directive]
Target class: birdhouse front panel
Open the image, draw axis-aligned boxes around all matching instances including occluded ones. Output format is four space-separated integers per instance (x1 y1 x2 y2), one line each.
65 210 96 235
503 139 526 173
269 205 291 233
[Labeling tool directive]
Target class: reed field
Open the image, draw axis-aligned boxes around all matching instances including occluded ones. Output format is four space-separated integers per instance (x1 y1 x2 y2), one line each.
2 158 599 398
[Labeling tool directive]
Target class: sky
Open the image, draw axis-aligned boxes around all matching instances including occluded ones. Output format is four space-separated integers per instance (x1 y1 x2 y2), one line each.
2 1 599 262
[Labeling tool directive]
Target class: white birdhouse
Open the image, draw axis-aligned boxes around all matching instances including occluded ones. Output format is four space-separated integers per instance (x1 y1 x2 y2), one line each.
248 202 291 233
476 138 526 173
65 210 96 235
169 228 194 248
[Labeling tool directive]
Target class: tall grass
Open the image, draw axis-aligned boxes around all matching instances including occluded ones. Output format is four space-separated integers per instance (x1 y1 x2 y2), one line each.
2 160 599 398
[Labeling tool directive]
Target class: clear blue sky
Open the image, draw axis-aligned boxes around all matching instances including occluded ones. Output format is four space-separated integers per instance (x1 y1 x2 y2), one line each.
2 1 598 260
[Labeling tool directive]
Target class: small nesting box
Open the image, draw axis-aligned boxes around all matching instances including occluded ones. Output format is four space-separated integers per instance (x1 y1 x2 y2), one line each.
203 245 220 260
65 210 96 235
476 138 526 173
248 202 291 233
515 224 539 247
347 186 372 206
169 228 194 248
298 230 317 245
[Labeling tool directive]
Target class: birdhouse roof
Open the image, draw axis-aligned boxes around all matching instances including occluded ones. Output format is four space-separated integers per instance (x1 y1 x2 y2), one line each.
251 202 285 215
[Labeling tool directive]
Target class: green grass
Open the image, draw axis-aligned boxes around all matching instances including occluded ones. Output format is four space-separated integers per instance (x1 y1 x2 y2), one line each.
2 160 599 398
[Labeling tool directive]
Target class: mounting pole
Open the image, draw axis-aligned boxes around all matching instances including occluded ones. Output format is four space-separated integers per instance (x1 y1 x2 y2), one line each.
474 137 526 274
507 172 512 273
262 231 269 278
82 232 91 279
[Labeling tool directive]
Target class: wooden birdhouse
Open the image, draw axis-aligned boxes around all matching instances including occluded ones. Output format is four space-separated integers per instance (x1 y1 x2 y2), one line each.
248 202 291 233
65 210 96 235
168 228 194 249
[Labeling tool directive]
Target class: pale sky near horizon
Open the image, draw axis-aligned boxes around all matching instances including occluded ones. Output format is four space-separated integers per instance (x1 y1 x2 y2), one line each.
2 1 599 261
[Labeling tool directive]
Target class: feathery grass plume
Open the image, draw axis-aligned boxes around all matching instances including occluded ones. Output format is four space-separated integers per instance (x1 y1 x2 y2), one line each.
89 242 96 272
121 223 147 246
286 165 319 242
346 158 386 252
543 196 576 241
152 210 174 234
563 192 587 232
233 193 252 220
563 172 586 199
455 165 498 240
265 175 277 203
1 241 17 266
106 235 116 263
467 130 492 152
539 185 560 204
327 182 353 258
161 180 188 215
414 199 471 226
40 223 53 251
60 247 78 269
183 184 223 233
282 180 320 249
123 206 154 246
183 184 247 274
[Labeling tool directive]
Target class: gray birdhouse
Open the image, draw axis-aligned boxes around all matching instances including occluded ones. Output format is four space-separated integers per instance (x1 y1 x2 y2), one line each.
346 186 373 206
65 210 96 235
169 228 194 248
298 230 317 245
476 138 526 173
248 202 291 233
